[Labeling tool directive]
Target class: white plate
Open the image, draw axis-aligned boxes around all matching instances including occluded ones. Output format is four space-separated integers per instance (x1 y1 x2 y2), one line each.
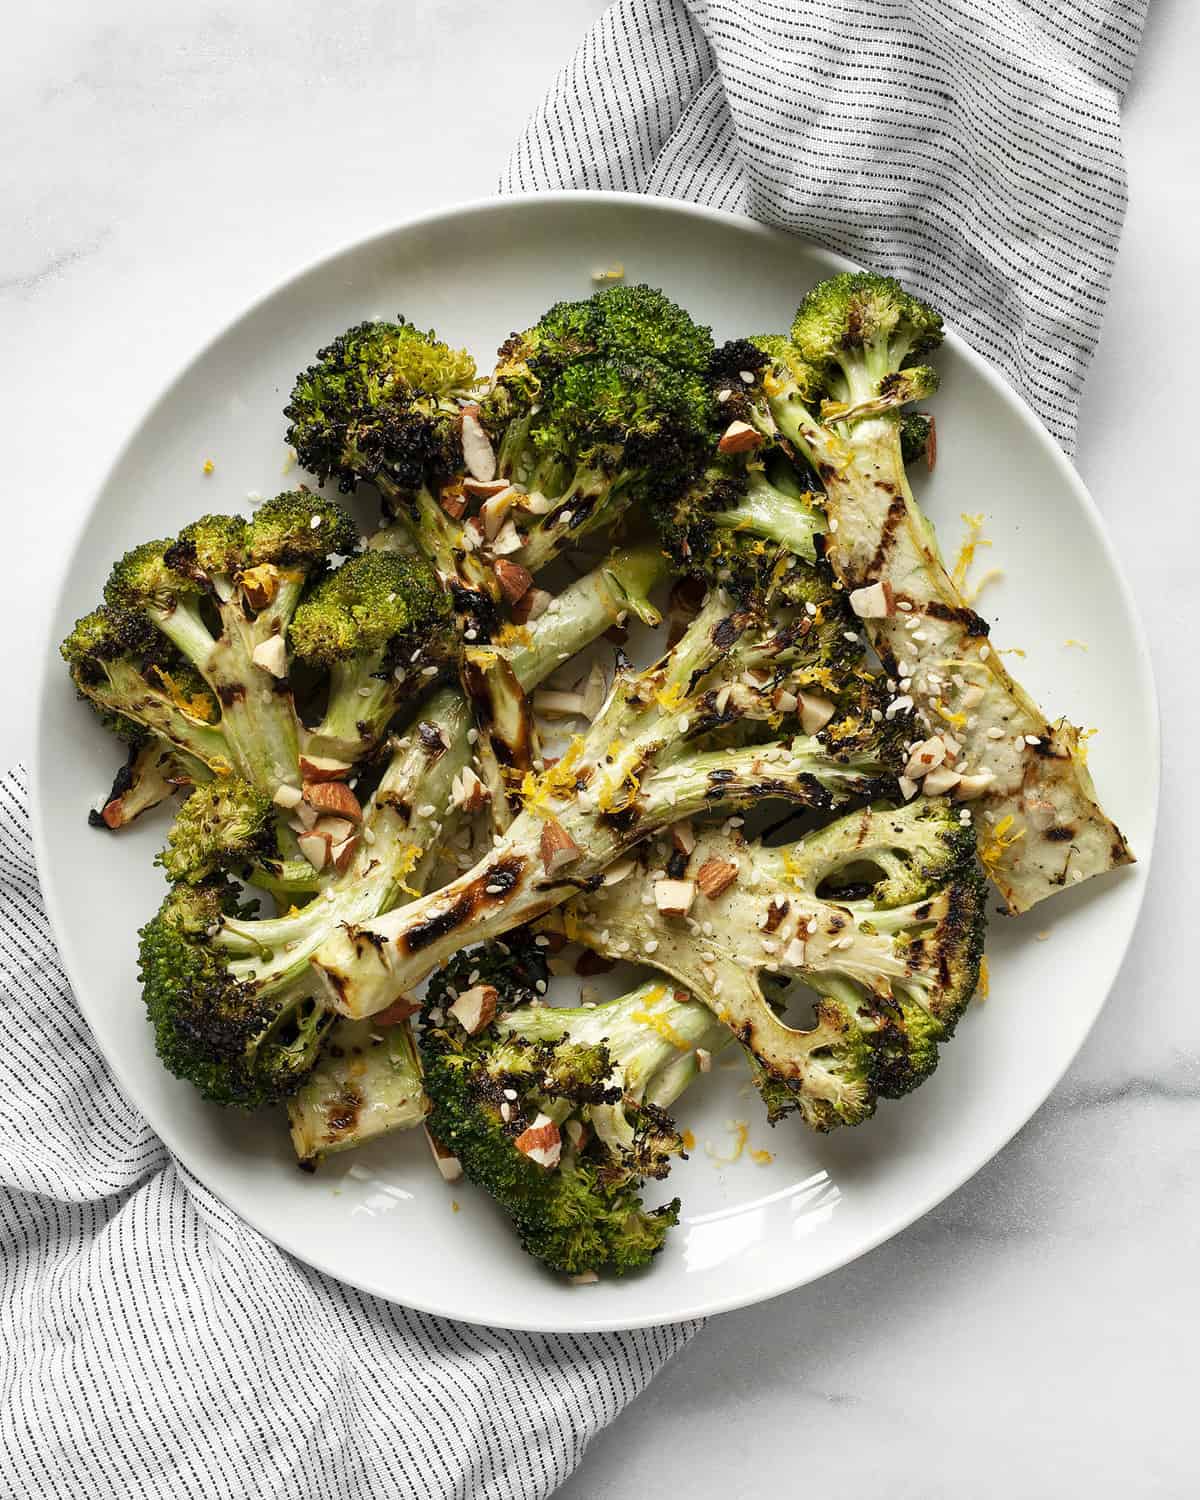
33 194 1158 1332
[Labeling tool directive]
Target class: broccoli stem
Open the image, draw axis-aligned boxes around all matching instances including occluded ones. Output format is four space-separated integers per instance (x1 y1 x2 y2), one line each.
711 472 824 563
304 653 395 765
516 470 635 572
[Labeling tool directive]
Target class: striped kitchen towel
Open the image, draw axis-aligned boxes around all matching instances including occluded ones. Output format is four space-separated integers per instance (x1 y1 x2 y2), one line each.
503 0 1149 453
0 767 694 1499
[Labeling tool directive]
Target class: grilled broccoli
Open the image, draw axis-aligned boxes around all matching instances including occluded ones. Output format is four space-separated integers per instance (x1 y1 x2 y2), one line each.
555 798 986 1132
284 320 498 603
65 493 359 806
156 777 276 885
751 272 1130 913
88 736 201 832
421 942 727 1277
290 549 457 763
480 284 717 570
310 572 904 1021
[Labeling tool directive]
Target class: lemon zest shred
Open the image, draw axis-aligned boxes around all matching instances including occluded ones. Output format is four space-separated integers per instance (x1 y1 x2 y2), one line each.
978 955 990 999
979 815 1024 877
150 666 218 723
494 623 532 649
393 842 424 897
933 697 967 729
202 458 215 475
1064 638 1088 651
681 1129 696 1152
1071 727 1099 768
750 1148 774 1166
705 1120 749 1165
631 1000 693 1052
951 512 1003 605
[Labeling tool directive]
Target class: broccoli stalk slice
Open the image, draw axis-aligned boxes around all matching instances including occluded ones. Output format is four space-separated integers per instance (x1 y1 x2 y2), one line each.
755 273 1131 914
77 648 232 771
89 738 197 831
304 653 397 764
460 648 539 832
309 583 900 1020
421 969 723 1276
276 544 674 1148
288 1017 426 1169
551 798 987 1132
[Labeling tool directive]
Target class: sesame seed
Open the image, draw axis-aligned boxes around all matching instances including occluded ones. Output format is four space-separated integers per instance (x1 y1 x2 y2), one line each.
829 517 839 532
986 727 1005 739
417 804 436 817
503 1088 518 1100
1025 734 1041 746
500 1103 512 1122
310 514 322 529
717 388 732 403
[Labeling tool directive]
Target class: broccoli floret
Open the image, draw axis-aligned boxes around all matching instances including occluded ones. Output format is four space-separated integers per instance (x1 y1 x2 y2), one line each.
421 947 726 1277
62 605 230 772
481 285 717 570
88 737 198 832
138 880 333 1108
556 798 987 1132
91 493 359 802
310 576 904 1021
157 778 277 885
290 550 457 761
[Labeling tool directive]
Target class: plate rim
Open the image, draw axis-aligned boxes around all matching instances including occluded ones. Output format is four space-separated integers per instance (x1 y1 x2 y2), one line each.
31 190 1161 1331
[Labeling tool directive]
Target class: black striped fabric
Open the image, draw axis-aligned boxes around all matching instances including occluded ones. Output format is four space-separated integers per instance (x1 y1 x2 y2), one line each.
0 767 697 1498
502 0 1149 453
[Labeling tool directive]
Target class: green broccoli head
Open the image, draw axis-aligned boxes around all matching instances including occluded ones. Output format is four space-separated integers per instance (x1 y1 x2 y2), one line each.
789 272 943 403
157 778 277 885
284 320 477 496
243 491 359 570
289 550 454 670
138 881 332 1108
422 945 720 1278
104 540 205 614
166 513 248 582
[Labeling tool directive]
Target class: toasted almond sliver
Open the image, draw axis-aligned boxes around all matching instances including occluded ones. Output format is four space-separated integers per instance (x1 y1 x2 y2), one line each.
540 817 583 877
460 408 497 482
654 878 696 918
449 983 499 1035
696 857 738 900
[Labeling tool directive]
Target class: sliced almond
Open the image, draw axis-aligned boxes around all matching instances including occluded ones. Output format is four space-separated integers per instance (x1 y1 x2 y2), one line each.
290 801 319 832
449 983 499 1035
798 692 836 736
518 490 555 516
480 486 517 540
251 634 288 678
512 587 552 625
313 815 355 844
654 878 696 918
240 563 281 610
540 817 582 877
331 833 359 872
960 682 986 709
493 557 533 605
514 1113 562 1169
490 517 524 556
298 753 352 782
717 420 764 454
461 516 485 552
460 407 496 482
696 857 738 900
425 1127 463 1182
297 830 331 871
303 780 363 824
695 1048 712 1074
272 784 303 810
670 820 696 856
897 775 920 801
848 580 895 619
773 687 798 715
601 859 637 886
922 764 963 796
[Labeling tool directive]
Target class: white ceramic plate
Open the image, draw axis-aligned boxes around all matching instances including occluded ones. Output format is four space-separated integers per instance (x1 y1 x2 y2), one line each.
34 194 1157 1332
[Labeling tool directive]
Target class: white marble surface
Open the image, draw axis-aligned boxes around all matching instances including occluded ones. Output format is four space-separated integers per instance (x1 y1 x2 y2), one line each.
3 3 1196 1496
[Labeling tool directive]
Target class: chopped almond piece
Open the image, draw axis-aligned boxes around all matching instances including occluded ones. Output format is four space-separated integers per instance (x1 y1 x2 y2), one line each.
540 817 583 877
954 770 996 800
922 765 963 796
375 996 420 1026
904 736 947 780
331 833 359 872
425 1128 463 1182
251 635 288 678
654 878 696 918
462 477 511 499
297 831 331 871
460 407 496 482
514 1113 562 1169
303 780 363 824
240 563 280 610
695 1048 712 1073
313 815 355 844
848 580 894 619
512 587 552 625
898 776 919 800
717 420 764 454
670 820 696 856
480 487 517 539
493 557 533 605
439 487 468 520
798 692 836 736
490 517 523 556
272 784 303 810
601 859 636 886
298 753 352 782
450 767 490 814
696 857 738 900
449 983 499 1035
